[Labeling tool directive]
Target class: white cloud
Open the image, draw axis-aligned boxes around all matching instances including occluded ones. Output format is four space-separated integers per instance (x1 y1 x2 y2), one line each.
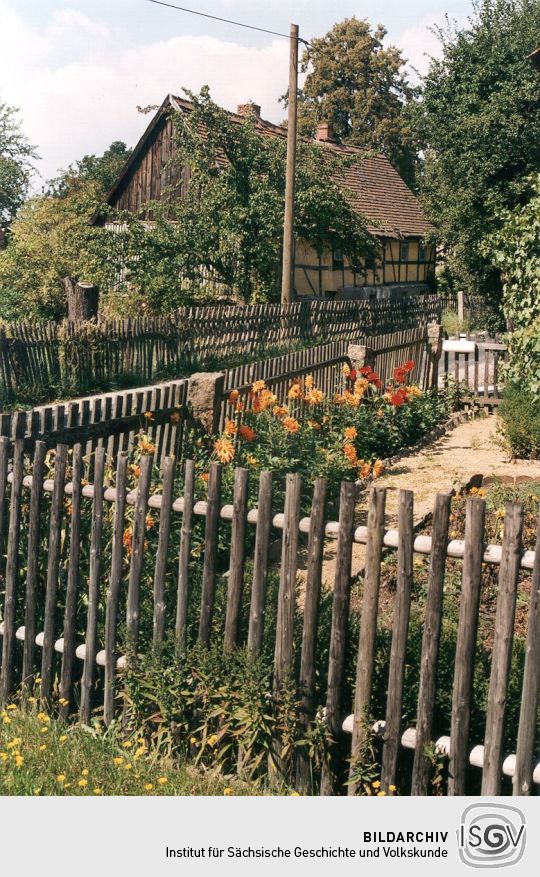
0 3 290 185
0 2 456 188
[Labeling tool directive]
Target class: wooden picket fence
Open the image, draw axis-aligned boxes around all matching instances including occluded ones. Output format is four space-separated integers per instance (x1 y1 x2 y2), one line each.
0 296 440 404
0 323 441 470
442 335 508 407
0 443 538 796
220 323 436 429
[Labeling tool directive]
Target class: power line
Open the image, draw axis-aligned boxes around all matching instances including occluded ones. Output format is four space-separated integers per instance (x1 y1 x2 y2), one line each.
143 0 310 45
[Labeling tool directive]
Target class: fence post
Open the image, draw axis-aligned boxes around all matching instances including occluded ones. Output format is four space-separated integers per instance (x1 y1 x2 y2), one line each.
427 322 443 389
347 343 375 372
457 290 465 323
187 372 225 435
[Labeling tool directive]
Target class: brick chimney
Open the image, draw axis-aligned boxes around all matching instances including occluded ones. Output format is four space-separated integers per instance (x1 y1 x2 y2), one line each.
315 121 335 142
237 102 261 119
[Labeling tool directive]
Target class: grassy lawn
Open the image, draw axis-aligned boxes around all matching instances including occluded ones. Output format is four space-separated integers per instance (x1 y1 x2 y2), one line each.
0 704 267 797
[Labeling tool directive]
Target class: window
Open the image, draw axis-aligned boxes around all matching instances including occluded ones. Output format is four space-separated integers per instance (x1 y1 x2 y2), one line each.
400 241 409 262
419 243 427 262
332 248 344 269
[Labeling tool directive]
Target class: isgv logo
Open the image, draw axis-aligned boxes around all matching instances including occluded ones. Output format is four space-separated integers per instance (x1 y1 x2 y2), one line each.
458 803 526 868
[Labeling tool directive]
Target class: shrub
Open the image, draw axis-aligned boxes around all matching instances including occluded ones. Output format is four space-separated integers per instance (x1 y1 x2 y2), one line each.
498 384 540 459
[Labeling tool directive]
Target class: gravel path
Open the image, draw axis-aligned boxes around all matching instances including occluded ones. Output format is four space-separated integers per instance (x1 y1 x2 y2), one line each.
299 414 540 590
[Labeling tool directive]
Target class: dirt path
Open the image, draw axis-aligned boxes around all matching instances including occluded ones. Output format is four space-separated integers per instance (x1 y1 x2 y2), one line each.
299 414 540 590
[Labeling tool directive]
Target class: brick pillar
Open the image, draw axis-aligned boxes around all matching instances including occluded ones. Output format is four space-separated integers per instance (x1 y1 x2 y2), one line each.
187 372 225 434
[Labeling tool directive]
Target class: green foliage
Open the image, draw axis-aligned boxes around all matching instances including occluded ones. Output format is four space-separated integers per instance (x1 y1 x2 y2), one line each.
487 173 540 398
0 704 262 796
290 18 419 186
110 87 376 309
413 0 540 296
0 99 37 223
47 141 132 198
499 384 540 458
0 140 132 321
205 368 450 516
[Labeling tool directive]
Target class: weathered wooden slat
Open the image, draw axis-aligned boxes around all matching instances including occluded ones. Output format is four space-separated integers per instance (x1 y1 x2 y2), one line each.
175 459 195 653
59 443 83 717
513 511 540 795
348 486 386 795
152 454 176 652
247 470 273 657
126 454 154 655
80 446 106 723
0 440 25 705
224 467 249 650
273 473 302 689
296 477 327 794
448 496 485 795
381 489 414 793
198 462 222 646
40 444 69 706
410 492 452 795
482 502 524 795
320 480 356 796
22 441 47 693
104 453 128 725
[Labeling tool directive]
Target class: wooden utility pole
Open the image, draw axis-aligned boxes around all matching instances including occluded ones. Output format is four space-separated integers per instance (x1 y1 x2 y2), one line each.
281 23 299 305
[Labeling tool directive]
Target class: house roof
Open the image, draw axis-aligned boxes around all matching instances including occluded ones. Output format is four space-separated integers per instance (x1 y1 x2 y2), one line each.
106 94 435 240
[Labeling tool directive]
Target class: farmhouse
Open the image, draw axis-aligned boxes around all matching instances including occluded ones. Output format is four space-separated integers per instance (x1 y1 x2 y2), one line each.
106 95 436 299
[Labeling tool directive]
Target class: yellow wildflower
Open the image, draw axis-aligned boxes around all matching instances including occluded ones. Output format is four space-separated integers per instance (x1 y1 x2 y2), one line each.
78 779 88 788
93 788 102 795
223 787 234 796
113 757 124 766
81 769 89 776
56 774 66 783
144 783 154 791
157 776 168 785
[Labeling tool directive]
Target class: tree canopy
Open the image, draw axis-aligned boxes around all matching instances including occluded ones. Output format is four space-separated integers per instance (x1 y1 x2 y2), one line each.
413 0 540 297
0 99 37 223
487 174 540 396
47 141 132 197
289 18 419 186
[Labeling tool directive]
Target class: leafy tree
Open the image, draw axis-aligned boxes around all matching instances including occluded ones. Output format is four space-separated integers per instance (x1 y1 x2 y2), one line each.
0 99 37 222
413 0 540 297
0 178 116 320
48 141 132 197
111 87 375 310
288 18 419 186
487 174 540 397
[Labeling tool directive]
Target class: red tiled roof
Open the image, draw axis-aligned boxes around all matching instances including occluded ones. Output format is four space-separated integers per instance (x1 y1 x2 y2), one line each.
108 94 435 240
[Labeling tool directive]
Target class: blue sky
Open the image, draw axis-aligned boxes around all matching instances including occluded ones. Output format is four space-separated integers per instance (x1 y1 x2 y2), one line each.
0 0 474 184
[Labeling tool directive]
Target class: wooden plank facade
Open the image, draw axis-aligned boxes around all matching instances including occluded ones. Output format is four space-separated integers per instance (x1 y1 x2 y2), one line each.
106 96 436 298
